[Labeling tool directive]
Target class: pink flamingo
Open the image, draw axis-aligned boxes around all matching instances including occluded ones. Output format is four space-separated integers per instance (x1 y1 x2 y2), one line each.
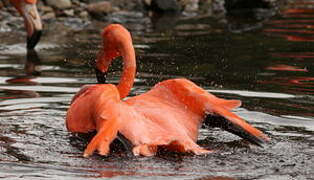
66 24 269 157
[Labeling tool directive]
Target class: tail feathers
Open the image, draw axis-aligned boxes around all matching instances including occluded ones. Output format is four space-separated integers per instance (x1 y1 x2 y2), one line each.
205 106 270 146
216 99 242 110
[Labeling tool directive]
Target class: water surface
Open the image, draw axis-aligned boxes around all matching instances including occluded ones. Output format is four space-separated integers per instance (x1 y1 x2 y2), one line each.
0 1 314 179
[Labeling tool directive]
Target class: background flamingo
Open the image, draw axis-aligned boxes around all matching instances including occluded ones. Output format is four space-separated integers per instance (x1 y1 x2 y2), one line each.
66 24 269 157
9 0 42 49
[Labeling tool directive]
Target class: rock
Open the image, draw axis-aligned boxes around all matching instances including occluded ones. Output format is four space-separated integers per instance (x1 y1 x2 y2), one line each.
79 11 89 18
72 0 81 6
144 0 152 6
87 1 113 18
46 0 72 9
87 0 105 3
41 6 54 13
42 12 56 20
206 0 213 3
63 9 74 16
111 0 144 11
150 0 181 12
184 0 199 12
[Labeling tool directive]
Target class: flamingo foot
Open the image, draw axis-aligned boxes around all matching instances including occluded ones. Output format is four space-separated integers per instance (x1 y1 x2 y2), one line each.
132 144 158 156
83 133 110 157
165 139 214 155
83 117 119 157
185 141 214 155
188 146 213 155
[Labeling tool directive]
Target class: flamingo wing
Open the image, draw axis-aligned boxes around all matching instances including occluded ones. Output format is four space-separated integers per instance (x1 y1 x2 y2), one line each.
119 78 268 156
154 78 269 143
118 98 211 156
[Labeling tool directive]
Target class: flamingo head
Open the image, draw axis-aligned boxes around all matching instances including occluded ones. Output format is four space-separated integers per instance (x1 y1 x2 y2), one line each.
10 0 42 49
95 24 133 83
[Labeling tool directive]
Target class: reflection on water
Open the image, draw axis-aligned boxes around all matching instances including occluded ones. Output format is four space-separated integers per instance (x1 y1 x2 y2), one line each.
0 0 314 179
266 64 308 72
262 0 314 96
3 50 41 101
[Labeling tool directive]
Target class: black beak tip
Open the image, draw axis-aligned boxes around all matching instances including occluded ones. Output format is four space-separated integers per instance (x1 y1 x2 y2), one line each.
95 68 108 84
27 30 42 50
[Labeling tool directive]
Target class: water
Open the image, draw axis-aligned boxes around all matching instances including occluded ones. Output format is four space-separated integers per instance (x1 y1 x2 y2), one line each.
0 1 314 179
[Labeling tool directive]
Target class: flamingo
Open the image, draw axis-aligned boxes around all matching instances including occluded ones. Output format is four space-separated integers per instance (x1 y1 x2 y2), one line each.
9 0 42 49
66 24 270 157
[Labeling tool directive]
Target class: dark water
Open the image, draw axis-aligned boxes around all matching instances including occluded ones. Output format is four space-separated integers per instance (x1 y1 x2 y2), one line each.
1 1 314 179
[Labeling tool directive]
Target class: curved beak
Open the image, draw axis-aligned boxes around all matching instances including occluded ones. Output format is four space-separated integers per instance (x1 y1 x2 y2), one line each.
95 48 116 84
21 3 42 49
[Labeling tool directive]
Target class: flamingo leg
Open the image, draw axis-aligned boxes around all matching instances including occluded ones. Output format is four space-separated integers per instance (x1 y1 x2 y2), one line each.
83 116 119 157
164 138 213 155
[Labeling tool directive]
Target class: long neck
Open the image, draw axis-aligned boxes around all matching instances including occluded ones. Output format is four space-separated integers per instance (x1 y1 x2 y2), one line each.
117 41 136 99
